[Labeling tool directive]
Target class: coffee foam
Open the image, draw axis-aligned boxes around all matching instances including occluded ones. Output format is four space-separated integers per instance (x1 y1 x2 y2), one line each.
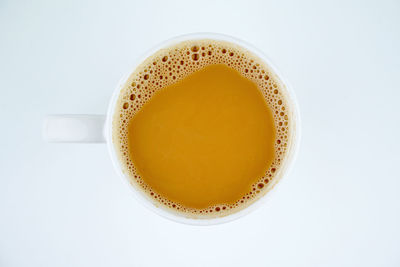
113 39 294 218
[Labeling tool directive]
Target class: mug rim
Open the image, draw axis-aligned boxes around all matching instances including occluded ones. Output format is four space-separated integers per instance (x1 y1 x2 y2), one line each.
105 32 301 226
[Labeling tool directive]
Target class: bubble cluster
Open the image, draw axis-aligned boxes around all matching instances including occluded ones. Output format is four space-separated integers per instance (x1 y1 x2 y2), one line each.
112 39 293 218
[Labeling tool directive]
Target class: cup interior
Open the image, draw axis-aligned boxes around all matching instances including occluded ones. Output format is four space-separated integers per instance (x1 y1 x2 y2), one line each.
105 33 301 225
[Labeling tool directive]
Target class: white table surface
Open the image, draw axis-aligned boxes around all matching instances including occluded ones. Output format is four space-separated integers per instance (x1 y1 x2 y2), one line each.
1 0 399 266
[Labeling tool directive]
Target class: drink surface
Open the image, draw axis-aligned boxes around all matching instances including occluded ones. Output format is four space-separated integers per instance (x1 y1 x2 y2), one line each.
113 39 293 218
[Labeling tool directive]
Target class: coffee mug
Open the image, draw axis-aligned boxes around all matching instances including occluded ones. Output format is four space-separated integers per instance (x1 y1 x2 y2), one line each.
43 33 301 225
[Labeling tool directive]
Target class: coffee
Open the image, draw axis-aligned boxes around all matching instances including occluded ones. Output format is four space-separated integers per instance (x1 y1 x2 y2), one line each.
113 39 293 218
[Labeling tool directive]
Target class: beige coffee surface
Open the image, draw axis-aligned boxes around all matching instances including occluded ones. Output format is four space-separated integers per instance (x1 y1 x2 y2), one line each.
113 39 294 218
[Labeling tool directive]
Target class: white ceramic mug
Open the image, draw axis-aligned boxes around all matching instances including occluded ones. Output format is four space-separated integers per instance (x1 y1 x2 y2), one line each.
43 33 301 225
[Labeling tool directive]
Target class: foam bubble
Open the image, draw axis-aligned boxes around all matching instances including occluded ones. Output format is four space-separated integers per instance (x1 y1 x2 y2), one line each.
112 39 293 218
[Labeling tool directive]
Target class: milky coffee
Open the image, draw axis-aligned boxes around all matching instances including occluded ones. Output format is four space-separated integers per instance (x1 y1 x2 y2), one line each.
113 39 294 218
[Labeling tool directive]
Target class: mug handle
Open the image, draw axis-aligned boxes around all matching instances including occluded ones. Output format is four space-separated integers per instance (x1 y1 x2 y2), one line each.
43 115 106 143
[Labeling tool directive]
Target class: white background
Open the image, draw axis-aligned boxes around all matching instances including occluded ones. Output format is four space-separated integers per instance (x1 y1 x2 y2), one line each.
1 0 399 266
